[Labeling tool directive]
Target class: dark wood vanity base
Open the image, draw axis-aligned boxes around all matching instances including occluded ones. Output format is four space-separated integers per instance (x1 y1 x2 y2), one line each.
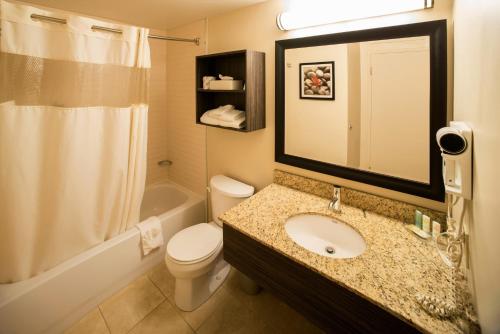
223 224 422 334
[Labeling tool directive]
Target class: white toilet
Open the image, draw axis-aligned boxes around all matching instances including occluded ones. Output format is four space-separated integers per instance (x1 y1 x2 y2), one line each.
165 175 254 311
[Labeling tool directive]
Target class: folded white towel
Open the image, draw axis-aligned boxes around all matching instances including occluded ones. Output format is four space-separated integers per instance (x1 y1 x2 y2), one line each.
200 113 222 126
218 109 245 122
219 118 246 129
206 108 244 122
206 104 234 117
200 113 246 129
136 216 164 256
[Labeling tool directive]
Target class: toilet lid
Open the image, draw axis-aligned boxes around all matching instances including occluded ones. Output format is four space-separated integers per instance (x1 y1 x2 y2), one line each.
167 223 222 263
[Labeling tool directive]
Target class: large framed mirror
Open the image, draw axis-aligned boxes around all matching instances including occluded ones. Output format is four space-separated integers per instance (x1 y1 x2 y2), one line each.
275 20 447 201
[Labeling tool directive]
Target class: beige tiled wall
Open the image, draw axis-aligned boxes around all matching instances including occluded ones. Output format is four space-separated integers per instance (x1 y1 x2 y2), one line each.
146 23 207 195
165 20 207 195
146 29 169 185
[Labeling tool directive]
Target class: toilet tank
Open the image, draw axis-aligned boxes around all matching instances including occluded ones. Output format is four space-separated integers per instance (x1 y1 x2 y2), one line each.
210 175 254 226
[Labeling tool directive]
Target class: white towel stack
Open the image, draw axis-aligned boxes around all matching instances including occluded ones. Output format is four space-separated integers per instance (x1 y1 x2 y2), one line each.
136 216 164 256
200 104 246 129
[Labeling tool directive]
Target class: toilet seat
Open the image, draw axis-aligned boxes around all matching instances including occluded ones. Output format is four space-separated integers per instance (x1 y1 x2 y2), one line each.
167 223 222 264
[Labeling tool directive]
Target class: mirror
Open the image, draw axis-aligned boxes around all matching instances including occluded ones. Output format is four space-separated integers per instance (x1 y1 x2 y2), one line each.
285 36 430 183
275 21 447 201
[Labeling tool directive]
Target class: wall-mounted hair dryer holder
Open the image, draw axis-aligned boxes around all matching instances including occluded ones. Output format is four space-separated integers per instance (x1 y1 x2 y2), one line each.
436 121 472 200
416 121 478 329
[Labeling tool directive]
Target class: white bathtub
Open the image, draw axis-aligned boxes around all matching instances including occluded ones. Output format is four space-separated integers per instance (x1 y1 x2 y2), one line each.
0 182 205 334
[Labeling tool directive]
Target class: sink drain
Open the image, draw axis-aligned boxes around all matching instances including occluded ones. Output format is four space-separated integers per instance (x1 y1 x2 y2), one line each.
325 246 336 254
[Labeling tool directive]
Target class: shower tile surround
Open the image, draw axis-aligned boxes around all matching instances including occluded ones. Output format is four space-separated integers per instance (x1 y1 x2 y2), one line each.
145 22 207 195
165 20 207 195
219 170 460 333
146 29 169 185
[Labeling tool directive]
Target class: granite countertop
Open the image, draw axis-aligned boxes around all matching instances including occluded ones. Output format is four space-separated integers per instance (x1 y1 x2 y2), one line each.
219 183 461 334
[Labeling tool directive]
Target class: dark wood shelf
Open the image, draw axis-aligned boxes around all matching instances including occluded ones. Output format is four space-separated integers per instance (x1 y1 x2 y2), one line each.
197 88 246 93
196 50 265 132
195 121 249 132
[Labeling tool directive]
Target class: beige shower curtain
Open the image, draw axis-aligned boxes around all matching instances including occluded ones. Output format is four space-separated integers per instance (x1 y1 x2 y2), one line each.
0 0 150 282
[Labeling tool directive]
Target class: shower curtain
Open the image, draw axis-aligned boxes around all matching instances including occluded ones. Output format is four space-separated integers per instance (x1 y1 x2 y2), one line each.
0 1 150 282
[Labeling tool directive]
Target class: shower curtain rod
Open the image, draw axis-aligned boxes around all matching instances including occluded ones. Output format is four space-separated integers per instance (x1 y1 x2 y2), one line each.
28 14 200 45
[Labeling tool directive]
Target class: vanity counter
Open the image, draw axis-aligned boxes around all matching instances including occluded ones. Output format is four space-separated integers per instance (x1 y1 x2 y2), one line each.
220 183 461 333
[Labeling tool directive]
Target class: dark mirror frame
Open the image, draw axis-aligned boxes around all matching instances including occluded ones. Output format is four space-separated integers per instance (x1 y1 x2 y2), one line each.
275 20 447 202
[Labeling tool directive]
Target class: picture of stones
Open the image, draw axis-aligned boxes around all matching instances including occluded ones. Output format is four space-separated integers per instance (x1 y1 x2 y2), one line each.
300 61 335 100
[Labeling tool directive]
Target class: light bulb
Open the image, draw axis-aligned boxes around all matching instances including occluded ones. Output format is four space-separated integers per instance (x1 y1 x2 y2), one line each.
276 0 434 31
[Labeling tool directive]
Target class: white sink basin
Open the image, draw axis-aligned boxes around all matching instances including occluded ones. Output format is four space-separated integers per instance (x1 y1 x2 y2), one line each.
285 214 366 259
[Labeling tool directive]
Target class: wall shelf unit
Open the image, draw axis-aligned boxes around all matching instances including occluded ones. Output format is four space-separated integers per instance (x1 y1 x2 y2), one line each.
196 50 265 132
197 88 246 93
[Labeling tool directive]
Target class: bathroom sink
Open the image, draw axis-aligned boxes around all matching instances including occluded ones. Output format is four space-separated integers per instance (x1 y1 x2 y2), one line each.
285 214 366 259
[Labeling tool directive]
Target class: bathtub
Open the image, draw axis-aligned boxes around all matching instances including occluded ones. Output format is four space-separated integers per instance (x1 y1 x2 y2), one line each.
0 182 205 334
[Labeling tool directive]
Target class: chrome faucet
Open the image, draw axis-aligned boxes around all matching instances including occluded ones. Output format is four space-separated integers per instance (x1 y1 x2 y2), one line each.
328 186 341 213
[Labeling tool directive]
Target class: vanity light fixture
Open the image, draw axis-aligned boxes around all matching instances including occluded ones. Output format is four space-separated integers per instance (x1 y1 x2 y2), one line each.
276 0 434 31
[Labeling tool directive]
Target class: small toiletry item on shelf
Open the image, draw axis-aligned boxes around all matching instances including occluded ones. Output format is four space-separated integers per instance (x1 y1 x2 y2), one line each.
406 224 431 239
432 221 441 239
202 76 216 89
209 80 243 90
415 210 423 229
422 215 431 233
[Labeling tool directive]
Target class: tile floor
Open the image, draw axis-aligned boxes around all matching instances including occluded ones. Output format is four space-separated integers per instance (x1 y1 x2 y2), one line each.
66 263 323 334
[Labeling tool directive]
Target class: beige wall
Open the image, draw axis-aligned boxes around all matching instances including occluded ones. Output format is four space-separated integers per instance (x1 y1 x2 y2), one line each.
284 44 348 165
146 29 169 185
205 0 453 211
358 37 430 183
453 0 500 332
165 20 207 195
346 43 361 168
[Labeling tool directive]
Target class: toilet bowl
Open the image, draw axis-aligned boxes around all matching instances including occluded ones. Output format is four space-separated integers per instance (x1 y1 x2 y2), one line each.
165 175 254 311
165 222 229 311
